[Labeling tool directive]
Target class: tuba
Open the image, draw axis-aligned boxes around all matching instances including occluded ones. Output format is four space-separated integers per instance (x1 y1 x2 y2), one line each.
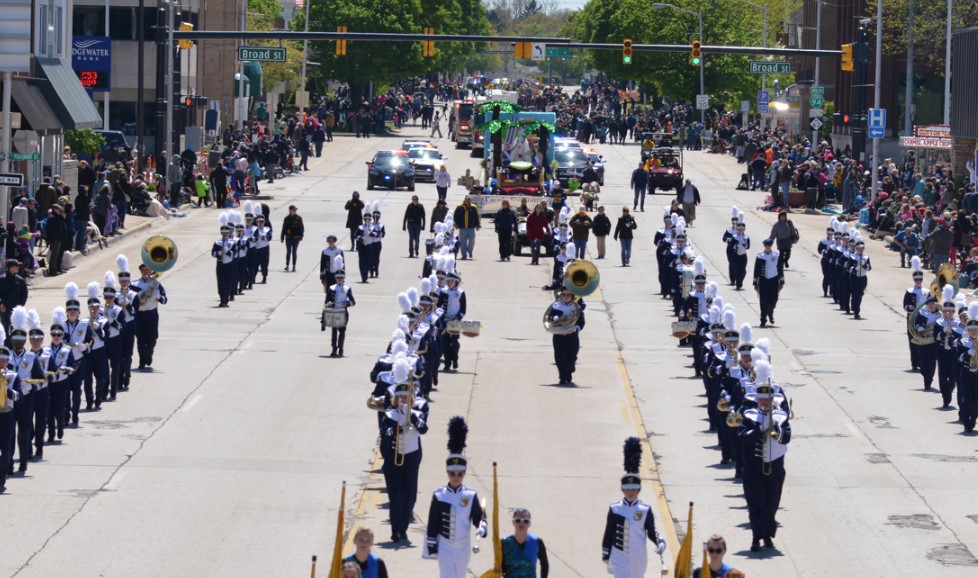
141 235 179 274
563 260 600 296
543 299 580 335
908 264 958 345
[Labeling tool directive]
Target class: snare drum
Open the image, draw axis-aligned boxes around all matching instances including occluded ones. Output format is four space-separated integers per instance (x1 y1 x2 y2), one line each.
446 320 464 335
671 320 697 339
459 320 481 337
322 307 348 328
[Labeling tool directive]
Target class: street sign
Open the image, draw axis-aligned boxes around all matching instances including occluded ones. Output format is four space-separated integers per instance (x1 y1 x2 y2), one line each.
809 95 825 109
741 100 750 113
545 47 572 58
868 108 886 139
757 90 770 114
810 86 824 96
695 95 709 110
749 61 791 74
810 108 824 118
0 152 39 161
237 46 287 62
0 173 24 187
809 118 824 131
531 43 546 61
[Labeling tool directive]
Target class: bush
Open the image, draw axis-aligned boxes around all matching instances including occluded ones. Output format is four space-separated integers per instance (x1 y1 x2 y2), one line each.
64 129 105 155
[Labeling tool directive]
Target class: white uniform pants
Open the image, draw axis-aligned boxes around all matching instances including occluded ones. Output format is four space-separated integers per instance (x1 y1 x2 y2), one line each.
609 547 648 578
437 541 471 578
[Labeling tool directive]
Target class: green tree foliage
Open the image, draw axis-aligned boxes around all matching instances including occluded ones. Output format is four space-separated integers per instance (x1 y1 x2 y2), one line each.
240 0 302 93
64 129 105 156
568 0 794 109
873 0 978 77
297 0 492 97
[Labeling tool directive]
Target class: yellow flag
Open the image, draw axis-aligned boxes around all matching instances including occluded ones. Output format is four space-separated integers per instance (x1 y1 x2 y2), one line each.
673 502 694 578
328 482 346 578
479 462 503 578
700 542 709 578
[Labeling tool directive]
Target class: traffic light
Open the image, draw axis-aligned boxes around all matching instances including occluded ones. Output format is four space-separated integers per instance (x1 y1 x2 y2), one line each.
514 42 531 59
184 96 193 107
622 39 633 65
336 26 348 56
841 43 854 71
423 27 435 58
843 113 851 125
177 22 193 50
691 40 701 66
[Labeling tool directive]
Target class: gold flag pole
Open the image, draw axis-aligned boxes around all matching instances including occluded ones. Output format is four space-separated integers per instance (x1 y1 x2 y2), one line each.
328 482 347 578
310 555 318 578
479 462 503 578
673 502 694 578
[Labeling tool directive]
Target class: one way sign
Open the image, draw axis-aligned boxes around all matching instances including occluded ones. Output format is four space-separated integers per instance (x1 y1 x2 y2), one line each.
0 173 24 187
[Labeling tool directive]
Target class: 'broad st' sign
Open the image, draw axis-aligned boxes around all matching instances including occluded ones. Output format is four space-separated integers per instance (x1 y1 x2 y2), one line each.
749 61 791 75
237 47 287 62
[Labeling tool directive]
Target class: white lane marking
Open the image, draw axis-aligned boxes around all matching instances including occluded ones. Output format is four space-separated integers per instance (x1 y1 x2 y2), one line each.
182 394 203 412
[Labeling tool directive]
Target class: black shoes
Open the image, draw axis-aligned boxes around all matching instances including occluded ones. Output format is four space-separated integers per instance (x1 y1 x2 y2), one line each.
330 348 337 357
750 539 761 552
763 537 775 549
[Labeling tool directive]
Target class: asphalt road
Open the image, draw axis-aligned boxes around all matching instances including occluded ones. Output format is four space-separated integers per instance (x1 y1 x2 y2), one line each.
3 122 977 577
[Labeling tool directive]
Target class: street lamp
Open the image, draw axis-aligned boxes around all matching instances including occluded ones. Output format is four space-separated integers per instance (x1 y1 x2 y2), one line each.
651 3 705 124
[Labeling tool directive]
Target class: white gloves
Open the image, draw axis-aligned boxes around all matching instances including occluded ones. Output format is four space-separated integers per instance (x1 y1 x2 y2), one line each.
656 538 667 555
477 519 488 538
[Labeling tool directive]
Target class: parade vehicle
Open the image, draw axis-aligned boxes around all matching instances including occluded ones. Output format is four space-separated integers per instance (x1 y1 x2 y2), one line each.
640 133 684 194
401 139 433 151
406 146 445 182
554 148 590 187
451 99 477 149
365 150 416 191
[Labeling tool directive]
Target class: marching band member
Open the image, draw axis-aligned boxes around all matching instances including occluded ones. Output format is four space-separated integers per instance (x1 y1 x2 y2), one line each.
370 203 386 278
424 416 486 578
914 294 941 391
817 223 836 298
602 437 665 577
935 286 961 408
63 283 92 425
419 277 444 394
355 213 376 284
9 307 43 472
955 305 978 432
738 361 791 552
379 358 428 543
542 241 573 296
753 238 784 328
243 204 259 289
728 217 750 290
721 206 739 283
903 256 927 372
254 213 273 283
83 283 108 409
131 263 168 370
44 307 75 443
441 260 466 372
102 273 125 400
848 238 871 319
26 310 48 461
834 226 852 314
213 214 236 307
233 214 249 295
653 212 676 298
325 256 355 358
116 256 137 389
319 234 344 289
0 327 22 493
547 284 585 385
681 259 708 376
669 224 694 317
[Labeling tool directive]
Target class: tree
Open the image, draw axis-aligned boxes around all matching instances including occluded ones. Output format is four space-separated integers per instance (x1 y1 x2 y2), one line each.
873 0 978 77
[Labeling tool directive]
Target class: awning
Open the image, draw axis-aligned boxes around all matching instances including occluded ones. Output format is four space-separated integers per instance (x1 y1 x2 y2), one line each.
10 79 61 135
35 57 102 130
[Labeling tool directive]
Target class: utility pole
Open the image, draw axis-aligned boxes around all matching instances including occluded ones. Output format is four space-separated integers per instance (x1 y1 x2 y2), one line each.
871 1 883 202
298 0 310 115
137 0 145 170
944 0 952 124
904 0 914 136
852 26 868 163
811 0 822 146
164 0 175 164
237 0 247 130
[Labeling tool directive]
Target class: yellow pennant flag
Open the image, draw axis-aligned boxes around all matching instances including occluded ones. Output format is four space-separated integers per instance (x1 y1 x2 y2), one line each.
328 482 347 578
479 462 503 578
700 542 709 578
673 502 694 578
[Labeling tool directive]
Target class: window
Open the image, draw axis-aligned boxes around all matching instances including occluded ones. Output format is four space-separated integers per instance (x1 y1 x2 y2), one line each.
54 6 64 56
38 4 48 55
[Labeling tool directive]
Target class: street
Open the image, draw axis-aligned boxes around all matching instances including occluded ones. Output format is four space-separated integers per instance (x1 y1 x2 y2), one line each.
3 122 978 577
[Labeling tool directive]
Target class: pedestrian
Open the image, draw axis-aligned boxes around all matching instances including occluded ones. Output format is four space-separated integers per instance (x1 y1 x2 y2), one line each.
501 508 550 578
343 527 390 578
434 165 452 201
0 260 28 332
402 195 426 258
210 161 230 209
345 192 365 251
526 203 550 265
494 200 517 261
312 124 326 156
431 110 443 138
45 205 68 277
298 136 311 171
630 162 649 211
280 205 304 271
453 196 480 260
678 178 701 225
769 211 798 268
194 174 210 208
753 238 784 328
569 206 592 259
613 207 637 266
592 206 612 259
692 535 737 578
430 199 449 232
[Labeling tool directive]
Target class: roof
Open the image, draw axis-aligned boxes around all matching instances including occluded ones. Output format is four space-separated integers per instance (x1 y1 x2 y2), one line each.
35 58 102 129
10 79 61 135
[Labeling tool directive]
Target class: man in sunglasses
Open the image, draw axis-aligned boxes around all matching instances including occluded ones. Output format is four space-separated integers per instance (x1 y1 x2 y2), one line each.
501 508 550 577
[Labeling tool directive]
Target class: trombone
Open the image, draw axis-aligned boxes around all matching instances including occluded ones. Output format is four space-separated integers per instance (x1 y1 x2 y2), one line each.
393 394 416 467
